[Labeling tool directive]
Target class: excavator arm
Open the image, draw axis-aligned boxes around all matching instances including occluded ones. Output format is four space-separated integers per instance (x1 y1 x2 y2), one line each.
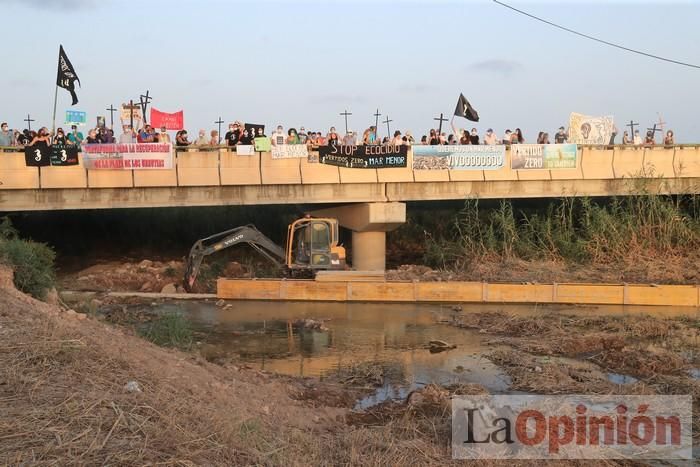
183 225 286 292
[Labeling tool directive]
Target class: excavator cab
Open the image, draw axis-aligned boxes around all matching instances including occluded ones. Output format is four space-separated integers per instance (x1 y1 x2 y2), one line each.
286 218 345 270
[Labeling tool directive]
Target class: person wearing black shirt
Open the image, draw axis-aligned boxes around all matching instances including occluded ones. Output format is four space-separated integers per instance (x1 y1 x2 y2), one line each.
85 129 101 144
469 128 480 145
238 129 253 145
53 128 68 145
224 123 241 146
429 129 439 145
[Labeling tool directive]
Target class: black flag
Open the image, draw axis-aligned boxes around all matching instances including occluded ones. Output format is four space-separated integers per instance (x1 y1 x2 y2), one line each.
453 93 479 122
56 45 80 106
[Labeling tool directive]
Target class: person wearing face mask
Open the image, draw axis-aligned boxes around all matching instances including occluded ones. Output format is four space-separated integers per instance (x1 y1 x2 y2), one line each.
238 129 253 145
224 122 241 146
0 123 14 146
29 127 52 146
53 128 68 145
483 128 497 145
159 127 172 144
271 125 285 146
327 127 339 146
67 125 83 145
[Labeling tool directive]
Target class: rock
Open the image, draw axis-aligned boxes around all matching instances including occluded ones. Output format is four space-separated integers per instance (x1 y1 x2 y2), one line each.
124 381 142 393
160 283 177 294
138 260 153 268
90 298 103 309
450 304 463 312
262 405 270 415
534 366 543 373
63 309 78 319
75 313 87 321
428 340 457 353
176 285 185 294
45 287 59 305
140 282 152 292
215 299 226 307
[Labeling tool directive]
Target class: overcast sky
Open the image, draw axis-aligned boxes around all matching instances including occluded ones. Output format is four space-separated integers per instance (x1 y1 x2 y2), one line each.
0 0 698 141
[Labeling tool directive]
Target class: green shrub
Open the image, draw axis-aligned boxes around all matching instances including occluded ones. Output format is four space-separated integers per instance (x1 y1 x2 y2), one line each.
0 222 56 299
140 312 193 350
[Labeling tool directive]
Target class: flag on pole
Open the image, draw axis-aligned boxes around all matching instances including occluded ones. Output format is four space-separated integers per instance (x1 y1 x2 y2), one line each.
56 45 80 105
453 93 479 122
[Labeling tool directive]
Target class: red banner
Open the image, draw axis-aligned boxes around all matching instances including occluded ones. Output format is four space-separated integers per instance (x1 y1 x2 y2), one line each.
150 108 184 130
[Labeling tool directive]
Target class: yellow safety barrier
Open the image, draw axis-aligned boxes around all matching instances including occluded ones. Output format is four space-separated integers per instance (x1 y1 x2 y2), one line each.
217 278 700 308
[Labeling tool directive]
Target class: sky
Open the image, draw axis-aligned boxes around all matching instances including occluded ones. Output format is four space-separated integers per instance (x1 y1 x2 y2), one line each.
0 0 698 141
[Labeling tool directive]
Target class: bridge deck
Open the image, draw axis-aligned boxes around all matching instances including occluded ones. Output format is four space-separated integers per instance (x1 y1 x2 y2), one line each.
1 146 699 211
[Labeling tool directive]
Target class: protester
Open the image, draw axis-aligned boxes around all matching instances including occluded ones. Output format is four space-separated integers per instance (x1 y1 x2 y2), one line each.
316 132 327 146
622 131 632 144
28 127 51 146
85 129 100 144
554 126 568 144
119 125 136 144
664 130 675 145
468 128 479 145
68 125 83 145
342 131 356 146
327 127 340 146
209 130 219 145
633 130 642 145
514 128 524 144
438 133 447 145
428 129 439 145
270 125 285 146
224 122 241 146
0 123 13 146
420 135 427 144
53 128 68 145
447 134 456 145
175 130 190 147
483 128 497 145
541 132 551 144
137 125 155 143
502 129 512 145
98 127 114 143
158 127 172 144
405 131 415 144
298 127 308 145
239 128 253 145
287 128 300 144
459 130 470 145
644 130 655 145
391 130 403 145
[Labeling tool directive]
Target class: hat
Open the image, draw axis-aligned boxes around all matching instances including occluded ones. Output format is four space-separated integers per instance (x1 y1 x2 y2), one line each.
559 126 565 130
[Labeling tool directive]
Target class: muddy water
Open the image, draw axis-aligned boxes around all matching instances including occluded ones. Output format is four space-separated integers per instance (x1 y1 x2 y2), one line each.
145 300 700 407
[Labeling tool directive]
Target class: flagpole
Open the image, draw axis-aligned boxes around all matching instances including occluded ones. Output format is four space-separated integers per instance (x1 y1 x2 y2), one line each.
51 84 58 136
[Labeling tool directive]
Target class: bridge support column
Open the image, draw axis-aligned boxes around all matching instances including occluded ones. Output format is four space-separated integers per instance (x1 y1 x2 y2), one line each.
310 202 406 271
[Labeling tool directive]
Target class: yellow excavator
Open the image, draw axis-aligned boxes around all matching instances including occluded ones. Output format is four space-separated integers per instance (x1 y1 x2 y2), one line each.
183 217 346 291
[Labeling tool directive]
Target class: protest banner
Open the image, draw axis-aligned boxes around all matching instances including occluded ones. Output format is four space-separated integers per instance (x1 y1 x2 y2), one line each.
271 144 309 159
64 110 86 126
413 145 505 170
318 145 408 168
24 141 51 167
245 123 265 137
150 108 184 130
82 143 173 170
569 112 615 145
237 145 255 156
254 137 271 152
511 144 577 170
49 144 80 166
120 104 143 124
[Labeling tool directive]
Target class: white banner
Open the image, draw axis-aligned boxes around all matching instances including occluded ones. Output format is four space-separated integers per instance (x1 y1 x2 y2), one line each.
271 144 309 159
569 112 615 145
236 145 255 156
82 143 173 170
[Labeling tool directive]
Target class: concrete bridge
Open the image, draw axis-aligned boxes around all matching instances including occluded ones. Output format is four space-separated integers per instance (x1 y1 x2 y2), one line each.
2 145 699 270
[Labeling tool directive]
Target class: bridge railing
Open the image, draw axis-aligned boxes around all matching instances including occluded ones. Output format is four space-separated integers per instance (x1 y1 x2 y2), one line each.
1 145 700 190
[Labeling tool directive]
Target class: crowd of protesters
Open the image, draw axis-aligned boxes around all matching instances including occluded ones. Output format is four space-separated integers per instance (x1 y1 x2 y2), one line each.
0 119 677 150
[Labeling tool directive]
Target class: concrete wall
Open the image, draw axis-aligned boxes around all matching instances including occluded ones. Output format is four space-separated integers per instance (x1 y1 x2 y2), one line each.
1 146 699 211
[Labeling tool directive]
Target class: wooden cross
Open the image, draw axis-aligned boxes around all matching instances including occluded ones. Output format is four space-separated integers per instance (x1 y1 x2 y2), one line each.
434 113 448 135
340 109 352 135
626 120 639 138
106 104 117 129
24 114 35 131
382 116 393 139
215 117 224 144
647 123 662 141
373 108 381 134
139 90 152 124
656 113 667 132
123 99 141 130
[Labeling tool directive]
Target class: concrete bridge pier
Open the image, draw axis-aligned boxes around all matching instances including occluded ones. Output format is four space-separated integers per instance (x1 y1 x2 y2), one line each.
310 202 406 271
